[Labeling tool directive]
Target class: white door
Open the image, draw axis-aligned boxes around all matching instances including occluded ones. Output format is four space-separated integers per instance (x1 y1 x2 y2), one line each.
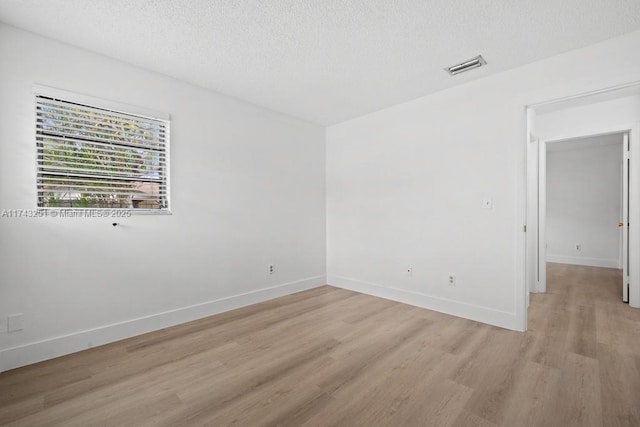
622 132 630 302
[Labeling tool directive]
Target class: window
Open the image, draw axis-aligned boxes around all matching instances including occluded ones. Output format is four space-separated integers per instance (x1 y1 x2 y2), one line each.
35 90 169 211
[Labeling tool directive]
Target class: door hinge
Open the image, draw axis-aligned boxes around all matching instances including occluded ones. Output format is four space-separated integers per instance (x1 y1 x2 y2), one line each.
625 150 630 160
523 225 527 232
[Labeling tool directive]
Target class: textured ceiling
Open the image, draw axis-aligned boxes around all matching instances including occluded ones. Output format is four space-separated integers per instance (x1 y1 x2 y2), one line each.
1 1 640 125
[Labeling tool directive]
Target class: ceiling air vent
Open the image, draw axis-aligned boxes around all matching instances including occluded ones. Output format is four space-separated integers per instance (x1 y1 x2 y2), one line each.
445 55 486 76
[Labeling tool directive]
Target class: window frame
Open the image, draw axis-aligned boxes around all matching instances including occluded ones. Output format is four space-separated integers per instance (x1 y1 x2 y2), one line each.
33 85 171 214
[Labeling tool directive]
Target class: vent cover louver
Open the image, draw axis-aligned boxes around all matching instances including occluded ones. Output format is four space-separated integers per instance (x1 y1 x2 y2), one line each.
445 55 486 76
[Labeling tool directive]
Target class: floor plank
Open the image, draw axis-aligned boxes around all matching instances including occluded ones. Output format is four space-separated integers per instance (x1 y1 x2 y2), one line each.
1 263 639 426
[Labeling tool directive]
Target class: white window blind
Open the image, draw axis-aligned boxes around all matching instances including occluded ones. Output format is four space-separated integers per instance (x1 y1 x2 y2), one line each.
36 95 169 210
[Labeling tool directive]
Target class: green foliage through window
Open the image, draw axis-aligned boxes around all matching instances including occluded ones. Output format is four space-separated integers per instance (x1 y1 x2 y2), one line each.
36 95 169 210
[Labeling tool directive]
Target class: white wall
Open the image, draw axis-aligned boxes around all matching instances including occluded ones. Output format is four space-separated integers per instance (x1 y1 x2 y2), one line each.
327 29 640 331
536 95 640 140
0 24 326 372
546 137 622 268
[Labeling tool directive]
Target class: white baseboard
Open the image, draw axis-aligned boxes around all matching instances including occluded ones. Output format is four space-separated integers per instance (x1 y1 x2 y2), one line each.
546 255 619 268
0 275 326 373
327 275 518 331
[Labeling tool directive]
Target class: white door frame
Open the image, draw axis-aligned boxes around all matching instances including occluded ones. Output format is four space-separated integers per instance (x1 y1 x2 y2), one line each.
622 132 630 302
519 83 640 331
538 138 547 293
515 91 640 331
536 130 631 296
525 121 640 308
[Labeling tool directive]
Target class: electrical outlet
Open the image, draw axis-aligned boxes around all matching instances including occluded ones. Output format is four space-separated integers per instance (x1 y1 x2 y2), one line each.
575 244 581 251
268 264 275 275
8 313 24 332
406 266 413 277
448 274 456 286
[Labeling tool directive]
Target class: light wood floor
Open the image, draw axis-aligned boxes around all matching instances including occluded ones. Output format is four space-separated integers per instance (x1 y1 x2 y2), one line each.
1 263 639 426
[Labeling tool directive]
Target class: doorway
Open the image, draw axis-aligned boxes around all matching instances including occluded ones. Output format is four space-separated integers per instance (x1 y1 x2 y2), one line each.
539 133 627 299
524 85 640 329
